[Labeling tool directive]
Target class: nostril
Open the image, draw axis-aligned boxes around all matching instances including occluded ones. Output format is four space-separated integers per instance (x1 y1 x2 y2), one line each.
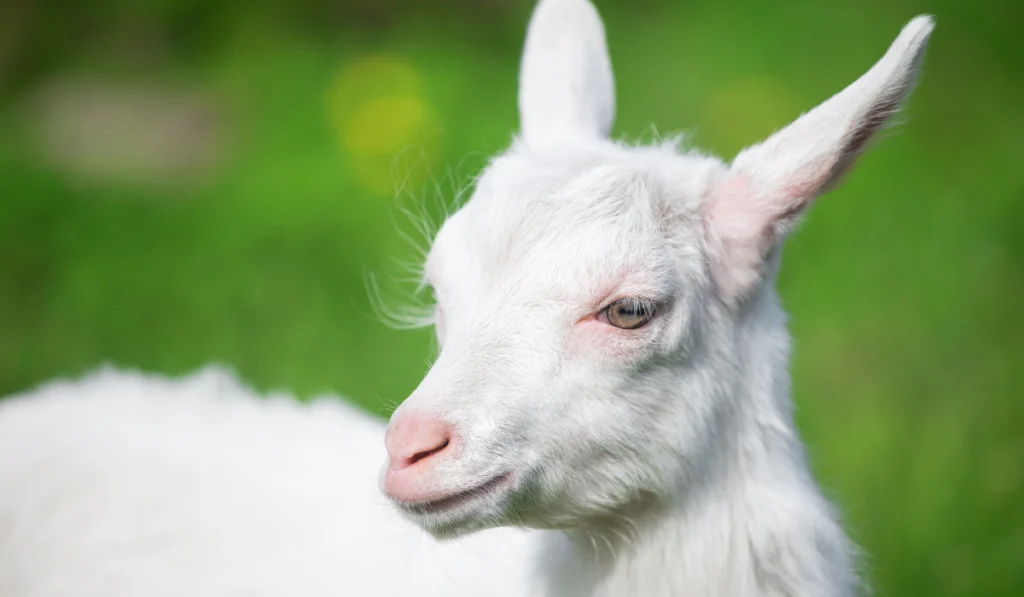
385 414 456 472
407 436 450 466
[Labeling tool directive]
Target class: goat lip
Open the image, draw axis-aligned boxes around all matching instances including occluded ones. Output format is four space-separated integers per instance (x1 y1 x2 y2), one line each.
396 472 513 515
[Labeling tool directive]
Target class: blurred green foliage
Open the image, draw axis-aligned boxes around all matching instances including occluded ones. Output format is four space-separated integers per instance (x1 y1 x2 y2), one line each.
0 0 1021 595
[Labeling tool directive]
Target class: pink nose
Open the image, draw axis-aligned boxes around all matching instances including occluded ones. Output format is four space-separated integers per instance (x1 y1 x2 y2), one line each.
384 413 455 502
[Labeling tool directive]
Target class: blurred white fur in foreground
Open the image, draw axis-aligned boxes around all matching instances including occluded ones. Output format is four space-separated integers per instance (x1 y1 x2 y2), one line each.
0 367 534 597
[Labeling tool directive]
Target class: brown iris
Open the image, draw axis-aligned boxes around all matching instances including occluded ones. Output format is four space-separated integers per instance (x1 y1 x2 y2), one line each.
600 297 656 330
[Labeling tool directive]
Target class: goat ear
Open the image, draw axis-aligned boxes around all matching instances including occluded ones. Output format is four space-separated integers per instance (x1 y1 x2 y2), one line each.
518 0 616 150
705 16 933 304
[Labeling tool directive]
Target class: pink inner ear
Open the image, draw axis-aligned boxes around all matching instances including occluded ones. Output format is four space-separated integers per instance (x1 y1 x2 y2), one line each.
705 174 772 302
712 150 837 241
704 165 830 304
706 175 763 245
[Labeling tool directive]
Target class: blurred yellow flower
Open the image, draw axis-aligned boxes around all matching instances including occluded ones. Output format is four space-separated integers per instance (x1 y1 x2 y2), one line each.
327 54 440 195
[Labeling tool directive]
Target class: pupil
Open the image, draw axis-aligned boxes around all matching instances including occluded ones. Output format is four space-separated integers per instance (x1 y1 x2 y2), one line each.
618 301 646 318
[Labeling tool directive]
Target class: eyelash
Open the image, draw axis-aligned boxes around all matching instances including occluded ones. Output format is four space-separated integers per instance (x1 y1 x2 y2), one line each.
596 297 658 330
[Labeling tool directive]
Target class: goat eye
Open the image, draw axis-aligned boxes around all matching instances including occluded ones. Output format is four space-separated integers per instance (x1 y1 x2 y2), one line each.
599 297 656 330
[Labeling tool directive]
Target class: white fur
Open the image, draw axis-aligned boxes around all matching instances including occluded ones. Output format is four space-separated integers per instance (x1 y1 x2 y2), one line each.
707 15 935 302
0 367 535 597
0 2 933 596
518 0 615 149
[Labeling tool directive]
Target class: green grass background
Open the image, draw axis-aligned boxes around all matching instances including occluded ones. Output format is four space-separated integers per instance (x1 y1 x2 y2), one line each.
0 0 1021 594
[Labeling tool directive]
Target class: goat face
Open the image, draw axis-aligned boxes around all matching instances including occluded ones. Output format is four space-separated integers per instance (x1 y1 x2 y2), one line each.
381 0 932 539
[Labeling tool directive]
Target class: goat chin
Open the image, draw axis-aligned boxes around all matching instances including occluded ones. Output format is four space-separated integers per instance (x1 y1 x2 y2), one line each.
0 366 537 597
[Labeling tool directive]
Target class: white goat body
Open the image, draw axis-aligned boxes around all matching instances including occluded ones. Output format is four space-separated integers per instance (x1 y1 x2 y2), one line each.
0 367 535 597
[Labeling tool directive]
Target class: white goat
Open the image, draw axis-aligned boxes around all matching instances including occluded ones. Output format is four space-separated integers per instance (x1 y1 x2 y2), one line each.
0 1 932 596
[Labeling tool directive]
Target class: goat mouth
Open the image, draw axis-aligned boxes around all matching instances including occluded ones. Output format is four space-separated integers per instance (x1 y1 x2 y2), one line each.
398 472 513 516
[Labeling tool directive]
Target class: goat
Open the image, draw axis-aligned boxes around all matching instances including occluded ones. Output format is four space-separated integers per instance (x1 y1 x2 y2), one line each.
380 1 932 595
0 1 932 595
